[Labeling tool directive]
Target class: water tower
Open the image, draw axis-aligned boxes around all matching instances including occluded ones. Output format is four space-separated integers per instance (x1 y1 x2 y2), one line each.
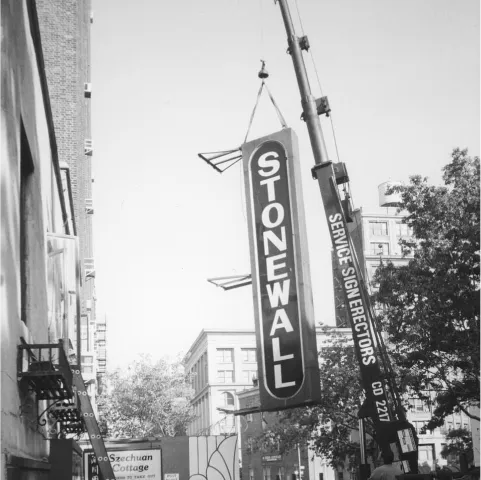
378 181 402 207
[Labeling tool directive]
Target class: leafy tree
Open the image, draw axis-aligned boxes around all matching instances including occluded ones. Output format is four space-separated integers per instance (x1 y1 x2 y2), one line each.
256 149 479 466
374 149 480 428
255 327 378 469
440 428 474 465
97 355 196 438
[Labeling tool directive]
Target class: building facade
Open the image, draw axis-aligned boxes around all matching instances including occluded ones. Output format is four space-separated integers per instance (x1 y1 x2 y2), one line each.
184 328 348 480
35 0 106 393
184 329 261 436
238 388 314 480
1 0 80 476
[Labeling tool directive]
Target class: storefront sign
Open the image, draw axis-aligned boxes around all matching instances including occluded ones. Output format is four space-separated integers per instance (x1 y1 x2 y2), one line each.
397 428 416 453
84 449 161 480
242 129 321 411
262 455 282 462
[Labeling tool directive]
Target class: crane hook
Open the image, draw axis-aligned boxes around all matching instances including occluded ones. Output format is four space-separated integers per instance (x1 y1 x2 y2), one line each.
258 60 269 79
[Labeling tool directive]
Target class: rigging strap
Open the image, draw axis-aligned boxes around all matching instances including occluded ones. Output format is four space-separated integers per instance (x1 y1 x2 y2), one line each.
243 80 288 144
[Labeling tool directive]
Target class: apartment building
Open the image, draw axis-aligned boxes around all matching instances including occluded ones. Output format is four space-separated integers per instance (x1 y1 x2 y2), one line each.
238 387 313 480
184 329 260 436
184 326 349 436
236 328 353 480
1 0 87 476
35 0 107 392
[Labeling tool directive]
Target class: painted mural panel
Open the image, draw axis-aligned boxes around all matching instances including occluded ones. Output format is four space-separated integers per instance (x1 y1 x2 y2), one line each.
83 435 239 480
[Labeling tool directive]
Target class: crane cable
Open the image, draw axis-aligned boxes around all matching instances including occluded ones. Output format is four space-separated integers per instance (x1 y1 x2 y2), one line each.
243 61 288 144
289 0 405 417
292 0 343 166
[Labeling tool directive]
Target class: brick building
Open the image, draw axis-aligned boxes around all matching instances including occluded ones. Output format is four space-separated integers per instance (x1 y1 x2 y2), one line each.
35 0 106 392
237 387 333 480
1 0 85 476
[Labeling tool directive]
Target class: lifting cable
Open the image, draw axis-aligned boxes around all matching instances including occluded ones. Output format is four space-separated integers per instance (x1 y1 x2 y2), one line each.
243 60 288 144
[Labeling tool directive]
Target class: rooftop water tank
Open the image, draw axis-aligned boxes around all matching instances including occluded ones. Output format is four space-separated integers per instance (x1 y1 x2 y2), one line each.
378 181 402 207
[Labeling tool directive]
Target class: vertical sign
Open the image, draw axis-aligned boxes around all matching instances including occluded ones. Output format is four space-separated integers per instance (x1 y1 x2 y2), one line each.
242 128 321 411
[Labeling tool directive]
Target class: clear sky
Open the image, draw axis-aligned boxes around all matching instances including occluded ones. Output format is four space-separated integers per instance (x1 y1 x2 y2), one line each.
90 0 479 369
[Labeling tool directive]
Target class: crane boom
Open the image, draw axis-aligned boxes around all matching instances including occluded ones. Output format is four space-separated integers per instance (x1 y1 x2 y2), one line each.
273 0 419 475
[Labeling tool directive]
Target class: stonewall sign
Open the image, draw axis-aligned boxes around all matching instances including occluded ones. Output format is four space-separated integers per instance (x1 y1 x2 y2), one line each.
242 128 321 411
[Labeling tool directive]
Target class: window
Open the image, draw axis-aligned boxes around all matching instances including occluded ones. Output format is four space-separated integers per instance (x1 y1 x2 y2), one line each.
409 397 430 413
247 413 254 422
246 436 254 453
395 222 412 237
217 370 234 383
216 348 234 363
263 466 271 480
190 368 195 389
369 221 388 236
370 242 390 255
249 469 254 480
84 138 93 156
219 416 235 433
418 444 435 469
242 348 257 363
242 369 258 384
413 421 431 435
222 392 235 408
81 356 93 364
80 315 89 352
82 365 93 374
20 121 34 324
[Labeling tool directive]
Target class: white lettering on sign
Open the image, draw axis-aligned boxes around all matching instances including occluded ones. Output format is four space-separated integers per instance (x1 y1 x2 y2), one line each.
328 213 376 367
328 212 391 422
397 428 417 453
165 474 179 480
259 151 297 389
249 141 305 399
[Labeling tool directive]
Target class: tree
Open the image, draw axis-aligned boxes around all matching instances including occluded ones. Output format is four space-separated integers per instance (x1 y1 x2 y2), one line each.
374 149 480 429
97 355 196 438
255 327 378 469
440 428 474 467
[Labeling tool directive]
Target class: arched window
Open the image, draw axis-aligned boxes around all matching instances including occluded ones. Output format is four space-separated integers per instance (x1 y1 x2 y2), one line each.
222 391 235 408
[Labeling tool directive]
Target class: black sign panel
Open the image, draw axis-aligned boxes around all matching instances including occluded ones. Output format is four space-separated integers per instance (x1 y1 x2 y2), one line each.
249 140 304 399
242 129 320 411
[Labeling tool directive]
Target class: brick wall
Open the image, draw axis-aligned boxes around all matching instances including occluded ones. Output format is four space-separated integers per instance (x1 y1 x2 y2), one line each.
36 0 98 360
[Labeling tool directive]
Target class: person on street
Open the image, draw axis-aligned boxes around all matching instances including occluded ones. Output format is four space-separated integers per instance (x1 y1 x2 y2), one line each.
368 451 403 480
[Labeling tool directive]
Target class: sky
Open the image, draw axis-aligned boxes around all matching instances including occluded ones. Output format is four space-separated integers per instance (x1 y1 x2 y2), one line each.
90 0 480 370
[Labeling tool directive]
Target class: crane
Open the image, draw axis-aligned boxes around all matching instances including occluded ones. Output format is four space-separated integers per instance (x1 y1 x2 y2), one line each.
273 0 419 476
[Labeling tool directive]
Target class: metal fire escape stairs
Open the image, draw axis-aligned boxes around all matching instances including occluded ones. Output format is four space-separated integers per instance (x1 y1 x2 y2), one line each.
17 339 115 480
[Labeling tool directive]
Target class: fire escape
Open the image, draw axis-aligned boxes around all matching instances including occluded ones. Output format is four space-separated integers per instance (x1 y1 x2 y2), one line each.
17 339 115 480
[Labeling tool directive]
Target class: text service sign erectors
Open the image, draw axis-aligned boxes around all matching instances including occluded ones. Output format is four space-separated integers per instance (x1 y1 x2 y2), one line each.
242 129 320 411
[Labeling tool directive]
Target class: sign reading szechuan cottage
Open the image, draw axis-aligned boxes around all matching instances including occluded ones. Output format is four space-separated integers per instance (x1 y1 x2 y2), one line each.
242 128 321 411
84 449 161 480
